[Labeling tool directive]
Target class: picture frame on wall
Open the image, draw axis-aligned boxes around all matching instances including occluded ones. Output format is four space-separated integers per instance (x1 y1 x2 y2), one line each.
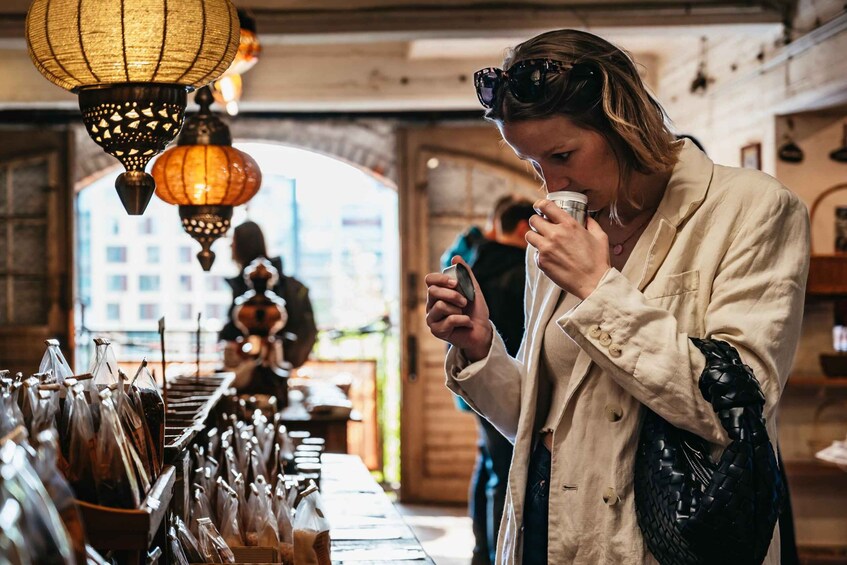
741 142 762 170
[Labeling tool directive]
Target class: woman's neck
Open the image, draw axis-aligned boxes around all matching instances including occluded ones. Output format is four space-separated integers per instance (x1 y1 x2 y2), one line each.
609 169 672 225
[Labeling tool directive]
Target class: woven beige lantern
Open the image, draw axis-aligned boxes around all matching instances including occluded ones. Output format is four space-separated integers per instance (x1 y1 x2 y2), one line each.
25 0 240 215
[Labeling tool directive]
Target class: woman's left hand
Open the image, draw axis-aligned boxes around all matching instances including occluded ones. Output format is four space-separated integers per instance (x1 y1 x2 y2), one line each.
527 199 611 299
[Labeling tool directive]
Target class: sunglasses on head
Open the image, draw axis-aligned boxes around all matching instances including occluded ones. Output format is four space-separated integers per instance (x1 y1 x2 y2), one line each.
474 59 597 109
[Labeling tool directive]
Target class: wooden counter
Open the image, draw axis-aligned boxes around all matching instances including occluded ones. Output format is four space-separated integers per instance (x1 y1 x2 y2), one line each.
321 454 434 564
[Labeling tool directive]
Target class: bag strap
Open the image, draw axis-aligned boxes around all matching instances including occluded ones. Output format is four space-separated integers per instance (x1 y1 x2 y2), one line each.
691 338 770 445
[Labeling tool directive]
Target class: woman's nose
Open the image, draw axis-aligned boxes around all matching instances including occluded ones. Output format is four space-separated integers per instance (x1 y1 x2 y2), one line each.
541 167 570 192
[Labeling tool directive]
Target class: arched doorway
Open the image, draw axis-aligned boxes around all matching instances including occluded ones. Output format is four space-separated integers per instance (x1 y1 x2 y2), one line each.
75 142 401 480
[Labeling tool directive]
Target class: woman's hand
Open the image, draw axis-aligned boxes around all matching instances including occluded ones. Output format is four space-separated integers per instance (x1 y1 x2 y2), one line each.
424 256 493 361
527 199 611 299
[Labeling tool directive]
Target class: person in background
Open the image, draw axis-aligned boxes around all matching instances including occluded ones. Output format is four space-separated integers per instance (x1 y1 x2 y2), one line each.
425 29 809 564
219 221 318 369
467 199 535 565
440 195 517 270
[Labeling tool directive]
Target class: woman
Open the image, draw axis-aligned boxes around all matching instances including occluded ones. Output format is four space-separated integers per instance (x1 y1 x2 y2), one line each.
219 221 318 368
424 30 809 564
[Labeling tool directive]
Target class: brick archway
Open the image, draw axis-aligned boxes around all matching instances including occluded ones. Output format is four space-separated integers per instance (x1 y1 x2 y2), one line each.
73 118 399 190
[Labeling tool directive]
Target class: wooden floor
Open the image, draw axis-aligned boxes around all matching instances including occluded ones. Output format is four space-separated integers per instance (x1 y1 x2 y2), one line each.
394 503 474 565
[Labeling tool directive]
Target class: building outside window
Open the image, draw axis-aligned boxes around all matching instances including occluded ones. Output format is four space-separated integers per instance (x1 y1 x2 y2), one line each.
106 246 127 263
179 304 193 320
147 246 160 263
179 246 193 263
106 275 128 292
179 275 192 292
106 303 120 320
139 304 159 320
140 217 155 235
205 304 226 321
205 277 226 292
139 275 160 292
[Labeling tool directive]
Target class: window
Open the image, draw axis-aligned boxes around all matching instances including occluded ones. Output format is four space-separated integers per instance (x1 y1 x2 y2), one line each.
179 246 193 263
106 275 127 292
179 304 193 320
147 246 160 263
106 303 120 320
139 275 160 292
140 217 155 235
205 277 225 292
110 219 120 235
106 246 127 263
205 304 226 320
179 275 192 292
139 304 159 320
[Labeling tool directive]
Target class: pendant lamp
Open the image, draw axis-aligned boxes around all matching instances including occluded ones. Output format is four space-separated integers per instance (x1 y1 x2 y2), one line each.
25 0 240 215
212 9 261 116
152 87 261 271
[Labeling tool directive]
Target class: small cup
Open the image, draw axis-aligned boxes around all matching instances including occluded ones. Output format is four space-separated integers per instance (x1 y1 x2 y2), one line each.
546 191 588 227
441 263 475 303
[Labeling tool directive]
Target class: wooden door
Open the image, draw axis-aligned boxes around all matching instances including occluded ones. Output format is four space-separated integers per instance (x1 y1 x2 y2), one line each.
0 130 74 374
399 125 539 503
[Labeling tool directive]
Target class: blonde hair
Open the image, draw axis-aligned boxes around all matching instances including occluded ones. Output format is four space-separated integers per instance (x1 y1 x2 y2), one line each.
486 30 679 222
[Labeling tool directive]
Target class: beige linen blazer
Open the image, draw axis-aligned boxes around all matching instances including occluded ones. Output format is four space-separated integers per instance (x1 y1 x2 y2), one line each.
445 140 810 565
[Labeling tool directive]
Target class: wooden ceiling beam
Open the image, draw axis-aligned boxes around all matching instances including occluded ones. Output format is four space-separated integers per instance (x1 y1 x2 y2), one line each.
0 3 784 40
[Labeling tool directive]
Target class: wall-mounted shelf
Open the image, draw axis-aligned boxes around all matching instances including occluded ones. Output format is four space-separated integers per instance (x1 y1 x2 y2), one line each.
787 376 847 389
807 255 847 298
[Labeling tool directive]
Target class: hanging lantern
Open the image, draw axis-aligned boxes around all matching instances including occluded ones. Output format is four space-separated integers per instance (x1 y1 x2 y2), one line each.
25 0 240 215
212 9 261 116
152 87 261 271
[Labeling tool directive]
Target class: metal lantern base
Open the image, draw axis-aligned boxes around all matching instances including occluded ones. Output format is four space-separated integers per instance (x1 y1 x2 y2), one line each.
178 205 234 271
79 83 188 215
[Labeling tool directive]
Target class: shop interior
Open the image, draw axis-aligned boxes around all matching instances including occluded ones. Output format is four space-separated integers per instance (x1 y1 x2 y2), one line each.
0 0 846 563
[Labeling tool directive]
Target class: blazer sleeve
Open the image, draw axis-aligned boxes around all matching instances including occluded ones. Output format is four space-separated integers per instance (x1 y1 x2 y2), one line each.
444 247 535 443
558 188 810 444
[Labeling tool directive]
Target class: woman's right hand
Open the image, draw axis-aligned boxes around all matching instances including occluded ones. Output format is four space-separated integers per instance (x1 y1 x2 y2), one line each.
425 256 493 362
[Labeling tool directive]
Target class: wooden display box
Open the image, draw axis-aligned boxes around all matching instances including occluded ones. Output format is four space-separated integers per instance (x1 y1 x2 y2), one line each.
191 545 280 565
77 465 176 552
807 255 847 297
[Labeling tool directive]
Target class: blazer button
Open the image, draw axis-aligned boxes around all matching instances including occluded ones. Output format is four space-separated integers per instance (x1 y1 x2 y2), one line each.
599 332 612 347
589 325 602 338
605 404 623 422
602 487 620 506
608 343 622 358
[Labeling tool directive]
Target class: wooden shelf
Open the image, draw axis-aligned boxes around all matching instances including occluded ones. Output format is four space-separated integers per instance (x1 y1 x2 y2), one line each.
77 464 176 552
807 255 847 298
783 459 847 479
787 377 847 389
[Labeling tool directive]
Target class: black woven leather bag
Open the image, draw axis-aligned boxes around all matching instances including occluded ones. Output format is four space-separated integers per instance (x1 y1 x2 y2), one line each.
634 338 784 565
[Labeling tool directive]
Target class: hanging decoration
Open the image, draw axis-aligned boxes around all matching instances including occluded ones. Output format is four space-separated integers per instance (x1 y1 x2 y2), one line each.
689 36 715 95
25 0 241 215
778 118 804 163
152 87 261 271
212 9 261 116
830 124 847 163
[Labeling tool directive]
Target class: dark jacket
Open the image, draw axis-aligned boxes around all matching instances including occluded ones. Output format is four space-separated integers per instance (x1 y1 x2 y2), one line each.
471 241 527 357
218 256 318 368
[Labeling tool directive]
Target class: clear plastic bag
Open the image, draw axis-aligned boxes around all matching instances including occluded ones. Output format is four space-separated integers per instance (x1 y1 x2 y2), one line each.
168 526 191 565
0 440 75 565
65 382 98 504
174 516 203 563
218 485 243 548
32 429 87 565
0 499 33 565
292 484 331 565
94 389 141 509
117 370 154 482
89 339 121 404
39 340 74 396
196 517 235 563
244 481 278 548
131 360 164 475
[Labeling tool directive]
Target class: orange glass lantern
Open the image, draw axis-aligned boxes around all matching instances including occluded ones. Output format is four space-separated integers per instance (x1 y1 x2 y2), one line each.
152 87 261 270
212 9 261 116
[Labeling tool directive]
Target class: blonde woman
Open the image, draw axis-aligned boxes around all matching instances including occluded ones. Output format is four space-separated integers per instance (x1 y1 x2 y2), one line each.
424 30 809 564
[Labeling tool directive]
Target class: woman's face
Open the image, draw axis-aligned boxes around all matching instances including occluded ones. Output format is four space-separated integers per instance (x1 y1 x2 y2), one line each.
499 115 621 212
